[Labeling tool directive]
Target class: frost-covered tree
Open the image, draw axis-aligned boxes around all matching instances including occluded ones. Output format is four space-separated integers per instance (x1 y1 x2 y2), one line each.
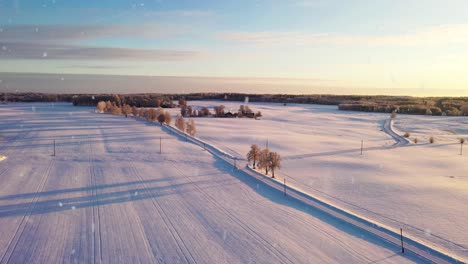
258 149 271 175
164 112 172 125
138 107 146 119
186 119 196 136
175 115 186 132
268 152 281 178
214 105 225 117
122 104 131 117
112 106 122 115
147 108 158 121
131 106 138 117
247 144 261 169
96 101 106 113
105 101 113 113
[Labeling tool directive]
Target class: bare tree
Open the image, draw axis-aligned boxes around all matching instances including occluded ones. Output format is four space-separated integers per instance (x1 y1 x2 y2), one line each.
258 149 271 175
105 101 113 112
147 108 157 121
96 101 106 113
247 144 261 169
255 111 262 119
175 115 186 132
461 104 468 116
199 107 210 117
157 113 166 125
178 98 187 107
131 106 138 117
186 119 196 136
112 106 122 115
214 105 225 117
164 111 172 125
187 106 193 117
268 152 281 178
154 98 161 108
138 107 146 119
122 104 131 117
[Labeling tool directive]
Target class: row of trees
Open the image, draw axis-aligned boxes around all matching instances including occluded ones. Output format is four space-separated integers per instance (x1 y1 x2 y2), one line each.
175 115 196 136
96 101 172 125
77 94 177 108
247 145 281 178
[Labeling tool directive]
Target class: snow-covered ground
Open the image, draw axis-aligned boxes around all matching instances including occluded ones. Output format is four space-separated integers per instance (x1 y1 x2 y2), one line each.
0 103 432 263
182 100 468 262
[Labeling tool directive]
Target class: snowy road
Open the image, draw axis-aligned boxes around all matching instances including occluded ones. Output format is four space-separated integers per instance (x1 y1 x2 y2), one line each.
0 103 438 263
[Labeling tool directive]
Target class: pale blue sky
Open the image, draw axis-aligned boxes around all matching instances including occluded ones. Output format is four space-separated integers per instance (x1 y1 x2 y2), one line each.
1 0 468 94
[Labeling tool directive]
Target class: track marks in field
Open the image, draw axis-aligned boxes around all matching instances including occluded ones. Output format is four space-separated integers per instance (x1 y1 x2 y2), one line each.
0 159 54 264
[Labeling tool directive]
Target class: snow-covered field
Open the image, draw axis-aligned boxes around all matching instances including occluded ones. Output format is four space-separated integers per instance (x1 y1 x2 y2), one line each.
0 103 434 263
183 100 468 262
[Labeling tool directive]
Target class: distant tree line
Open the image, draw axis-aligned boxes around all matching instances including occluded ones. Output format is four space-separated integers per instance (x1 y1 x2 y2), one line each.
5 92 468 117
74 94 177 108
339 97 468 116
1 93 74 103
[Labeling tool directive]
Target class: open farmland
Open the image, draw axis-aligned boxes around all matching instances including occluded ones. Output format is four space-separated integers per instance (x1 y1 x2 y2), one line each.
186 100 468 261
0 103 435 263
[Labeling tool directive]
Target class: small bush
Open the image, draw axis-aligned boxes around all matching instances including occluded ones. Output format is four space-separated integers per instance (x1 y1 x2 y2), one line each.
414 138 418 144
429 136 435 144
404 132 410 138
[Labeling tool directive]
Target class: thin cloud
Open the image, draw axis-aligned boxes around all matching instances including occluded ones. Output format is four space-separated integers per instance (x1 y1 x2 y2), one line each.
144 10 213 18
0 24 187 43
0 42 202 61
219 24 468 46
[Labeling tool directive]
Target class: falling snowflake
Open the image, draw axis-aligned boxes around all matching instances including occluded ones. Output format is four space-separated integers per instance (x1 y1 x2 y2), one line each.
71 206 76 210
58 202 63 207
42 52 47 57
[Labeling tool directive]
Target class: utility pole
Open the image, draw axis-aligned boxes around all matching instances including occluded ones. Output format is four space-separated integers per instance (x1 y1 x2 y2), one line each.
400 228 405 253
160 136 162 154
53 139 56 157
361 140 363 155
266 139 269 149
461 139 464 155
